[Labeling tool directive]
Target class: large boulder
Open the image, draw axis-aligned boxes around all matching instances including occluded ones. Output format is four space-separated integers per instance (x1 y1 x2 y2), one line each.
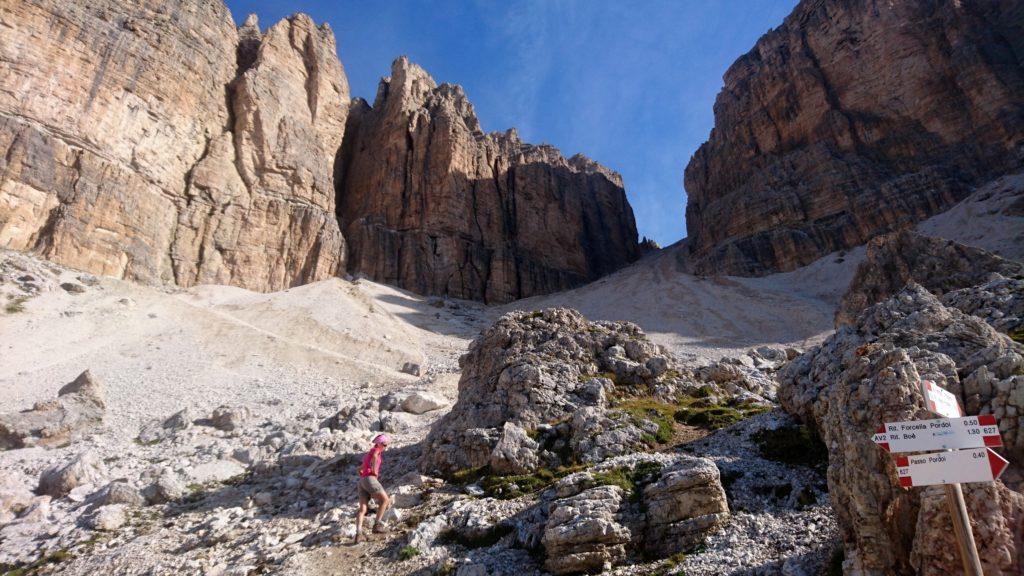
780 283 1024 575
420 309 693 476
642 457 730 557
538 455 728 574
541 485 632 575
0 370 105 450
137 408 193 445
836 231 1023 326
37 451 107 498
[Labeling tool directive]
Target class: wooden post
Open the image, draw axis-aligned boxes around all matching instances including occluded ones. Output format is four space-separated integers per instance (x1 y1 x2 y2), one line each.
943 482 984 576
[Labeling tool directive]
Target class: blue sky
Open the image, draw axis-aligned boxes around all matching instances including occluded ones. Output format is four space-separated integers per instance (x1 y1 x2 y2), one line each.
225 0 797 246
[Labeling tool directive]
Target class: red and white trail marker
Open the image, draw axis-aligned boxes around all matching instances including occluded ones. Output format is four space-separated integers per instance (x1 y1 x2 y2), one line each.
920 380 962 418
895 448 1009 487
872 414 1002 453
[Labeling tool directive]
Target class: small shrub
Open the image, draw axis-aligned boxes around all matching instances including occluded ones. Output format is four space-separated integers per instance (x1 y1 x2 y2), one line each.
751 425 828 470
398 545 420 561
665 551 687 567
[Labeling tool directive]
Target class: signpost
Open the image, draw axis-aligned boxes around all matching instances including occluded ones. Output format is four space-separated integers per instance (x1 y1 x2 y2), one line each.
872 415 1002 453
920 379 963 418
894 448 1009 487
871 380 1011 576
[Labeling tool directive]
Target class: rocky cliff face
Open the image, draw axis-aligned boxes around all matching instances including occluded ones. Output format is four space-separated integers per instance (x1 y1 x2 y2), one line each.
337 58 640 303
684 0 1024 276
0 1 348 291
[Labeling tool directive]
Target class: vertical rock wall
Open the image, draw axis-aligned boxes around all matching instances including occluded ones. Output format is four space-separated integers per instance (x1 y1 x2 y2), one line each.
0 1 349 291
336 58 640 303
684 0 1024 276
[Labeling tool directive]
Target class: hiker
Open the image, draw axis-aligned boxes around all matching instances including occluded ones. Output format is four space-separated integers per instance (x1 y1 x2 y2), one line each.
354 433 392 543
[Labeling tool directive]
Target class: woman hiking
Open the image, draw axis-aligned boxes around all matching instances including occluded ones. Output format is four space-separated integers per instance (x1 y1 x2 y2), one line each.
354 434 392 543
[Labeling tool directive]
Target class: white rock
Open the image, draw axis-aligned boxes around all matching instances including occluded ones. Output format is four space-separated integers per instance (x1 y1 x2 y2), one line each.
188 460 245 484
401 391 447 415
92 504 127 531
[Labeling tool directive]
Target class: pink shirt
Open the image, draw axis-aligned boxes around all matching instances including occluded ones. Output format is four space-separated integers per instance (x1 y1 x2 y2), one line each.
359 446 383 477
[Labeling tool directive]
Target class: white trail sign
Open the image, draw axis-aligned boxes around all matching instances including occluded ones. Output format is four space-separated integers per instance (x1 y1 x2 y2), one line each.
872 414 1002 453
895 448 1009 487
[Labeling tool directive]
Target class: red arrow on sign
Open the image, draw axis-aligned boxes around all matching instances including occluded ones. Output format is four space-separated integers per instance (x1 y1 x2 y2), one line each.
989 449 1009 480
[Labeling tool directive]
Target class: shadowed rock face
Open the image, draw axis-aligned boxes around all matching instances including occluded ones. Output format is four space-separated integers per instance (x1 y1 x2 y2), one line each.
0 1 348 291
336 58 640 303
684 0 1024 276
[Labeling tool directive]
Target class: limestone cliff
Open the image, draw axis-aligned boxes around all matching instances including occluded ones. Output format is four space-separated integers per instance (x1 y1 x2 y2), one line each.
336 58 640 303
0 1 348 291
684 0 1024 276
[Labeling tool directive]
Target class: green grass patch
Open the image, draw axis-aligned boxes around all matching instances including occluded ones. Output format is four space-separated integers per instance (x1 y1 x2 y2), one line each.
4 296 28 314
615 398 676 444
449 466 489 485
751 425 828 469
398 545 420 561
479 464 587 499
1010 327 1024 344
674 401 770 430
1 549 73 576
648 551 688 576
583 461 662 502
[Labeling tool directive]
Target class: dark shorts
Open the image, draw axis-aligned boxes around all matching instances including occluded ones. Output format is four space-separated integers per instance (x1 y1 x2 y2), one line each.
357 475 385 504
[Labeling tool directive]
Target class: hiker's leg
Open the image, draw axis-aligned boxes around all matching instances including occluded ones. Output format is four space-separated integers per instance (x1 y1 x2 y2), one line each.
373 490 391 524
355 495 369 533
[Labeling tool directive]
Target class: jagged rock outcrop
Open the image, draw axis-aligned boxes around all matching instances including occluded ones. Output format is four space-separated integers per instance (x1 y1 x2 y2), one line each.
942 274 1024 337
836 230 1024 325
420 307 774 477
37 451 108 498
0 370 105 450
0 1 347 291
780 284 1024 575
337 58 640 303
419 308 678 476
684 0 1024 276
